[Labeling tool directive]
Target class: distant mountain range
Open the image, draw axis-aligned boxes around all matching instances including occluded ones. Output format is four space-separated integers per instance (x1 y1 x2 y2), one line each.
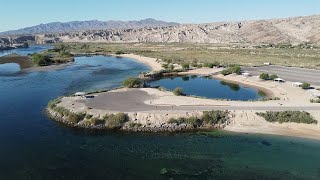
1 15 320 45
0 18 179 35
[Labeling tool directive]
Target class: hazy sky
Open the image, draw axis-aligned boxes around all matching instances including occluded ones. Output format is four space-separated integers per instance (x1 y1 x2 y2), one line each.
1 0 320 31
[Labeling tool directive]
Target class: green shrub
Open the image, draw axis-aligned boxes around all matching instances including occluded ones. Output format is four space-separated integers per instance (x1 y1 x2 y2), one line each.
68 113 86 124
259 73 270 80
85 114 93 119
202 110 229 125
182 63 190 70
301 82 311 89
32 53 50 66
104 113 129 129
129 122 143 128
162 63 169 69
270 74 278 80
168 111 229 127
122 77 141 88
229 65 241 74
168 116 200 127
310 99 320 103
221 65 241 76
60 51 73 57
115 50 125 55
221 69 232 76
256 111 317 124
90 117 105 125
48 98 62 109
173 87 184 96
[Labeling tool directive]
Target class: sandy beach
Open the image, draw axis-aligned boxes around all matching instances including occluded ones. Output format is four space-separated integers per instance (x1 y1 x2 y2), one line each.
119 54 163 71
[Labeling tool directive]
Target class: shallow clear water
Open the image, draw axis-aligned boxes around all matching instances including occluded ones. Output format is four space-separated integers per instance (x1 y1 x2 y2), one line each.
0 63 21 74
0 44 52 57
0 50 320 179
146 75 265 100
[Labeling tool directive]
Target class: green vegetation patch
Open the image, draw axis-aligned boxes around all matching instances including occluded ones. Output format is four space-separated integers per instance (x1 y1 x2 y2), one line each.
31 53 50 66
168 110 230 127
122 77 141 88
259 73 279 80
103 113 129 129
301 82 311 89
256 111 317 124
221 65 241 76
172 87 184 96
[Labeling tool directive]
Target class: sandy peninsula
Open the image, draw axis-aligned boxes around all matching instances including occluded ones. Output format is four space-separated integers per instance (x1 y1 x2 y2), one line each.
48 54 320 139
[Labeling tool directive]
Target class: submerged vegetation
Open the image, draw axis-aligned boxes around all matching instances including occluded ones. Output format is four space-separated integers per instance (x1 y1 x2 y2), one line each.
256 111 317 124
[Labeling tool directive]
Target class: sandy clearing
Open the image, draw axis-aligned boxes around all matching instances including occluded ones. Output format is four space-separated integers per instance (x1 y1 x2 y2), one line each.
118 54 162 71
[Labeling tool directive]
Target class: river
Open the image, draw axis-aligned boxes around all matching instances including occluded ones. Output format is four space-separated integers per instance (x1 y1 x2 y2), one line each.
0 46 319 179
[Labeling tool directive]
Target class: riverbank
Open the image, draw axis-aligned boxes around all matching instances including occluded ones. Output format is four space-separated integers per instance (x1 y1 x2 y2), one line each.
118 54 163 71
45 53 320 139
48 83 320 139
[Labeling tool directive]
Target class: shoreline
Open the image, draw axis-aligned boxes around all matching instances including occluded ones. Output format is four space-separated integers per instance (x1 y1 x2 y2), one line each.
117 54 163 72
42 53 320 140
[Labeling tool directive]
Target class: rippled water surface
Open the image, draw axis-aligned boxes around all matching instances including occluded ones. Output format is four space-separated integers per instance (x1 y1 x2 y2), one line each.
0 47 320 179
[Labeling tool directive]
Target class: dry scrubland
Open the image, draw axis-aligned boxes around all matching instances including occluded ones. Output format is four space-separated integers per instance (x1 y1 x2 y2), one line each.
54 43 320 69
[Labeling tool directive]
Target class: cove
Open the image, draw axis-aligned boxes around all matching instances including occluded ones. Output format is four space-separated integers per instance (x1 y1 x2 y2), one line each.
146 75 266 100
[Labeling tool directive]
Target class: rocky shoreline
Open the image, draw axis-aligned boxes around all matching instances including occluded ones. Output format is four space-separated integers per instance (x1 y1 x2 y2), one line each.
46 105 231 132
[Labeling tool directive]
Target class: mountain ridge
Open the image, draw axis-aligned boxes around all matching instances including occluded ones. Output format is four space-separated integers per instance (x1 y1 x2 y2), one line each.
0 18 179 35
1 15 320 45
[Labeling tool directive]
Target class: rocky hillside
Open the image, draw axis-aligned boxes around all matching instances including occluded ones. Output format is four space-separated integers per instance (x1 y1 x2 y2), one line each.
0 18 179 35
1 15 320 46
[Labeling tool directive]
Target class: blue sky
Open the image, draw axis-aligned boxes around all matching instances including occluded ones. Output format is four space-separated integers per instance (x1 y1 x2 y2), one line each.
1 0 320 31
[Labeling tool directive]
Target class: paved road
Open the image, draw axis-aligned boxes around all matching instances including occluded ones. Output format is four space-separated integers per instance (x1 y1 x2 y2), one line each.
86 89 320 112
242 65 320 86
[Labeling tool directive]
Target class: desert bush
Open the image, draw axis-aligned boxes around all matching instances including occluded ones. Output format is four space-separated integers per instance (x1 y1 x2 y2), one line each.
48 98 62 109
162 63 169 69
104 113 129 129
173 87 184 96
122 77 141 88
168 111 229 127
259 73 270 80
202 110 229 125
301 82 311 89
68 112 86 123
129 122 143 128
269 74 278 80
182 63 190 70
32 53 50 66
310 99 320 103
85 114 93 119
115 50 125 55
221 65 241 76
256 111 317 124
168 116 201 127
90 117 105 126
